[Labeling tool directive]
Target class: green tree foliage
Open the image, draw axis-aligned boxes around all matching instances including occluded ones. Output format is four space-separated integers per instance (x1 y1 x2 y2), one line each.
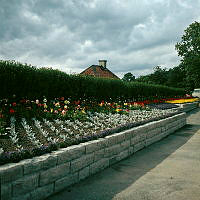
136 66 168 85
167 64 187 89
175 21 200 88
136 74 154 84
136 65 190 92
122 72 135 82
151 66 168 85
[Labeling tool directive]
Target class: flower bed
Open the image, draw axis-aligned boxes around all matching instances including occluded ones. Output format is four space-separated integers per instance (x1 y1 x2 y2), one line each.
0 108 180 165
0 95 195 165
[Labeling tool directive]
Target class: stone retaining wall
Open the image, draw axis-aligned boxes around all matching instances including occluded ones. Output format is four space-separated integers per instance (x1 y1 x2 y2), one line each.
0 112 186 200
177 102 199 112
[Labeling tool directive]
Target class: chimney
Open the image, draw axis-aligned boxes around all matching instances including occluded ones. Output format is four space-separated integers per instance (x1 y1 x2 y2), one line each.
99 60 107 68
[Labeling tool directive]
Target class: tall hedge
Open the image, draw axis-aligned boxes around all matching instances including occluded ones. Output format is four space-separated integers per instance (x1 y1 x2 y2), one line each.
0 60 186 101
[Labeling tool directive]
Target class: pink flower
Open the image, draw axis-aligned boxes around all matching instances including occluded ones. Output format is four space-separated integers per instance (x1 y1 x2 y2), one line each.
62 110 66 116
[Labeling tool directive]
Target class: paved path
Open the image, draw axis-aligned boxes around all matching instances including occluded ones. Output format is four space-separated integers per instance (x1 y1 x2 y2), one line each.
47 108 200 200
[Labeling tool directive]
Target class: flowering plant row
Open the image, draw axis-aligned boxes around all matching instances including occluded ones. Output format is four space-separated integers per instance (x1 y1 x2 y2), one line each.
0 105 179 165
0 93 196 165
0 95 196 137
165 97 199 104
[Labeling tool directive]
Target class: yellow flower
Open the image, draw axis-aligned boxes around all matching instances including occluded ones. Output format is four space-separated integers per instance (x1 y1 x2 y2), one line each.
50 108 54 113
124 103 128 106
166 98 199 104
64 105 68 109
64 100 70 104
44 103 48 109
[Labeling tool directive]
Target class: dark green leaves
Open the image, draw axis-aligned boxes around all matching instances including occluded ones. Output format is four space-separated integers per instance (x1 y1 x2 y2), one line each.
0 60 185 101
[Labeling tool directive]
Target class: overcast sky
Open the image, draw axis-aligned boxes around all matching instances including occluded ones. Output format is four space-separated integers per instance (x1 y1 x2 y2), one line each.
1 0 200 78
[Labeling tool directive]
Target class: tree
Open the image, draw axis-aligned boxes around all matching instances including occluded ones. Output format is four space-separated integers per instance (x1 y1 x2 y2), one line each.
166 64 187 89
136 74 154 84
175 21 200 88
136 66 168 85
151 66 168 85
122 72 135 82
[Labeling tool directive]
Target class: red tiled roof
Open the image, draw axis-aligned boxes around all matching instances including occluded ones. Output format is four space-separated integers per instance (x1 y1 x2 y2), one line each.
80 65 120 79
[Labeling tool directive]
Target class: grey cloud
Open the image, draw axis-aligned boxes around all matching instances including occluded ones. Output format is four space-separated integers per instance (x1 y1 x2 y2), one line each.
0 0 200 78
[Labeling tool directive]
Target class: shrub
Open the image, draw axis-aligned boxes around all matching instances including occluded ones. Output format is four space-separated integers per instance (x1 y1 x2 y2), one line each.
0 60 186 102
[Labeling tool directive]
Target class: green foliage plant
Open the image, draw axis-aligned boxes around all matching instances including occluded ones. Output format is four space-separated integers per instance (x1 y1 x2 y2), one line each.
0 60 185 103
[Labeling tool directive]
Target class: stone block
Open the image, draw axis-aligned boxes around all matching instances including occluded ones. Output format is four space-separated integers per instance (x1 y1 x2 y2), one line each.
79 166 90 180
12 173 39 197
114 132 126 143
130 133 145 145
134 141 145 153
71 153 94 173
1 183 12 200
0 163 23 184
120 140 130 151
30 183 54 200
94 149 105 162
129 146 134 155
105 134 118 146
143 121 157 131
109 155 119 165
161 126 166 132
146 127 161 139
104 144 121 157
57 144 86 164
40 154 57 170
145 134 161 147
22 154 57 175
162 130 171 137
39 162 70 186
54 173 79 192
85 140 100 154
124 129 134 140
117 149 129 161
84 138 107 154
90 158 109 175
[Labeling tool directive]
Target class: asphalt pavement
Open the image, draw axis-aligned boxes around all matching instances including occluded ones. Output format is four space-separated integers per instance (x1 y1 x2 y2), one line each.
47 108 200 200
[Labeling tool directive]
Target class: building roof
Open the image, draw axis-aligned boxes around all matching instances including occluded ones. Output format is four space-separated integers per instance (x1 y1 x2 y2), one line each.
80 65 120 79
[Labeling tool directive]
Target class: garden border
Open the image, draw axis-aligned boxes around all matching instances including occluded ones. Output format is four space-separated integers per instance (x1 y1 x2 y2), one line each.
176 102 199 112
0 112 186 200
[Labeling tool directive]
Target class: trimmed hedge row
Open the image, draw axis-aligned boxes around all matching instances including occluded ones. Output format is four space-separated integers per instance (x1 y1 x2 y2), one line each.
0 60 186 101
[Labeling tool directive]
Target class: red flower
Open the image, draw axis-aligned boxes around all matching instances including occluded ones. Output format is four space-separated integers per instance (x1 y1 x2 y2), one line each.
12 102 17 106
60 97 65 101
20 99 26 103
9 108 15 113
74 100 80 105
